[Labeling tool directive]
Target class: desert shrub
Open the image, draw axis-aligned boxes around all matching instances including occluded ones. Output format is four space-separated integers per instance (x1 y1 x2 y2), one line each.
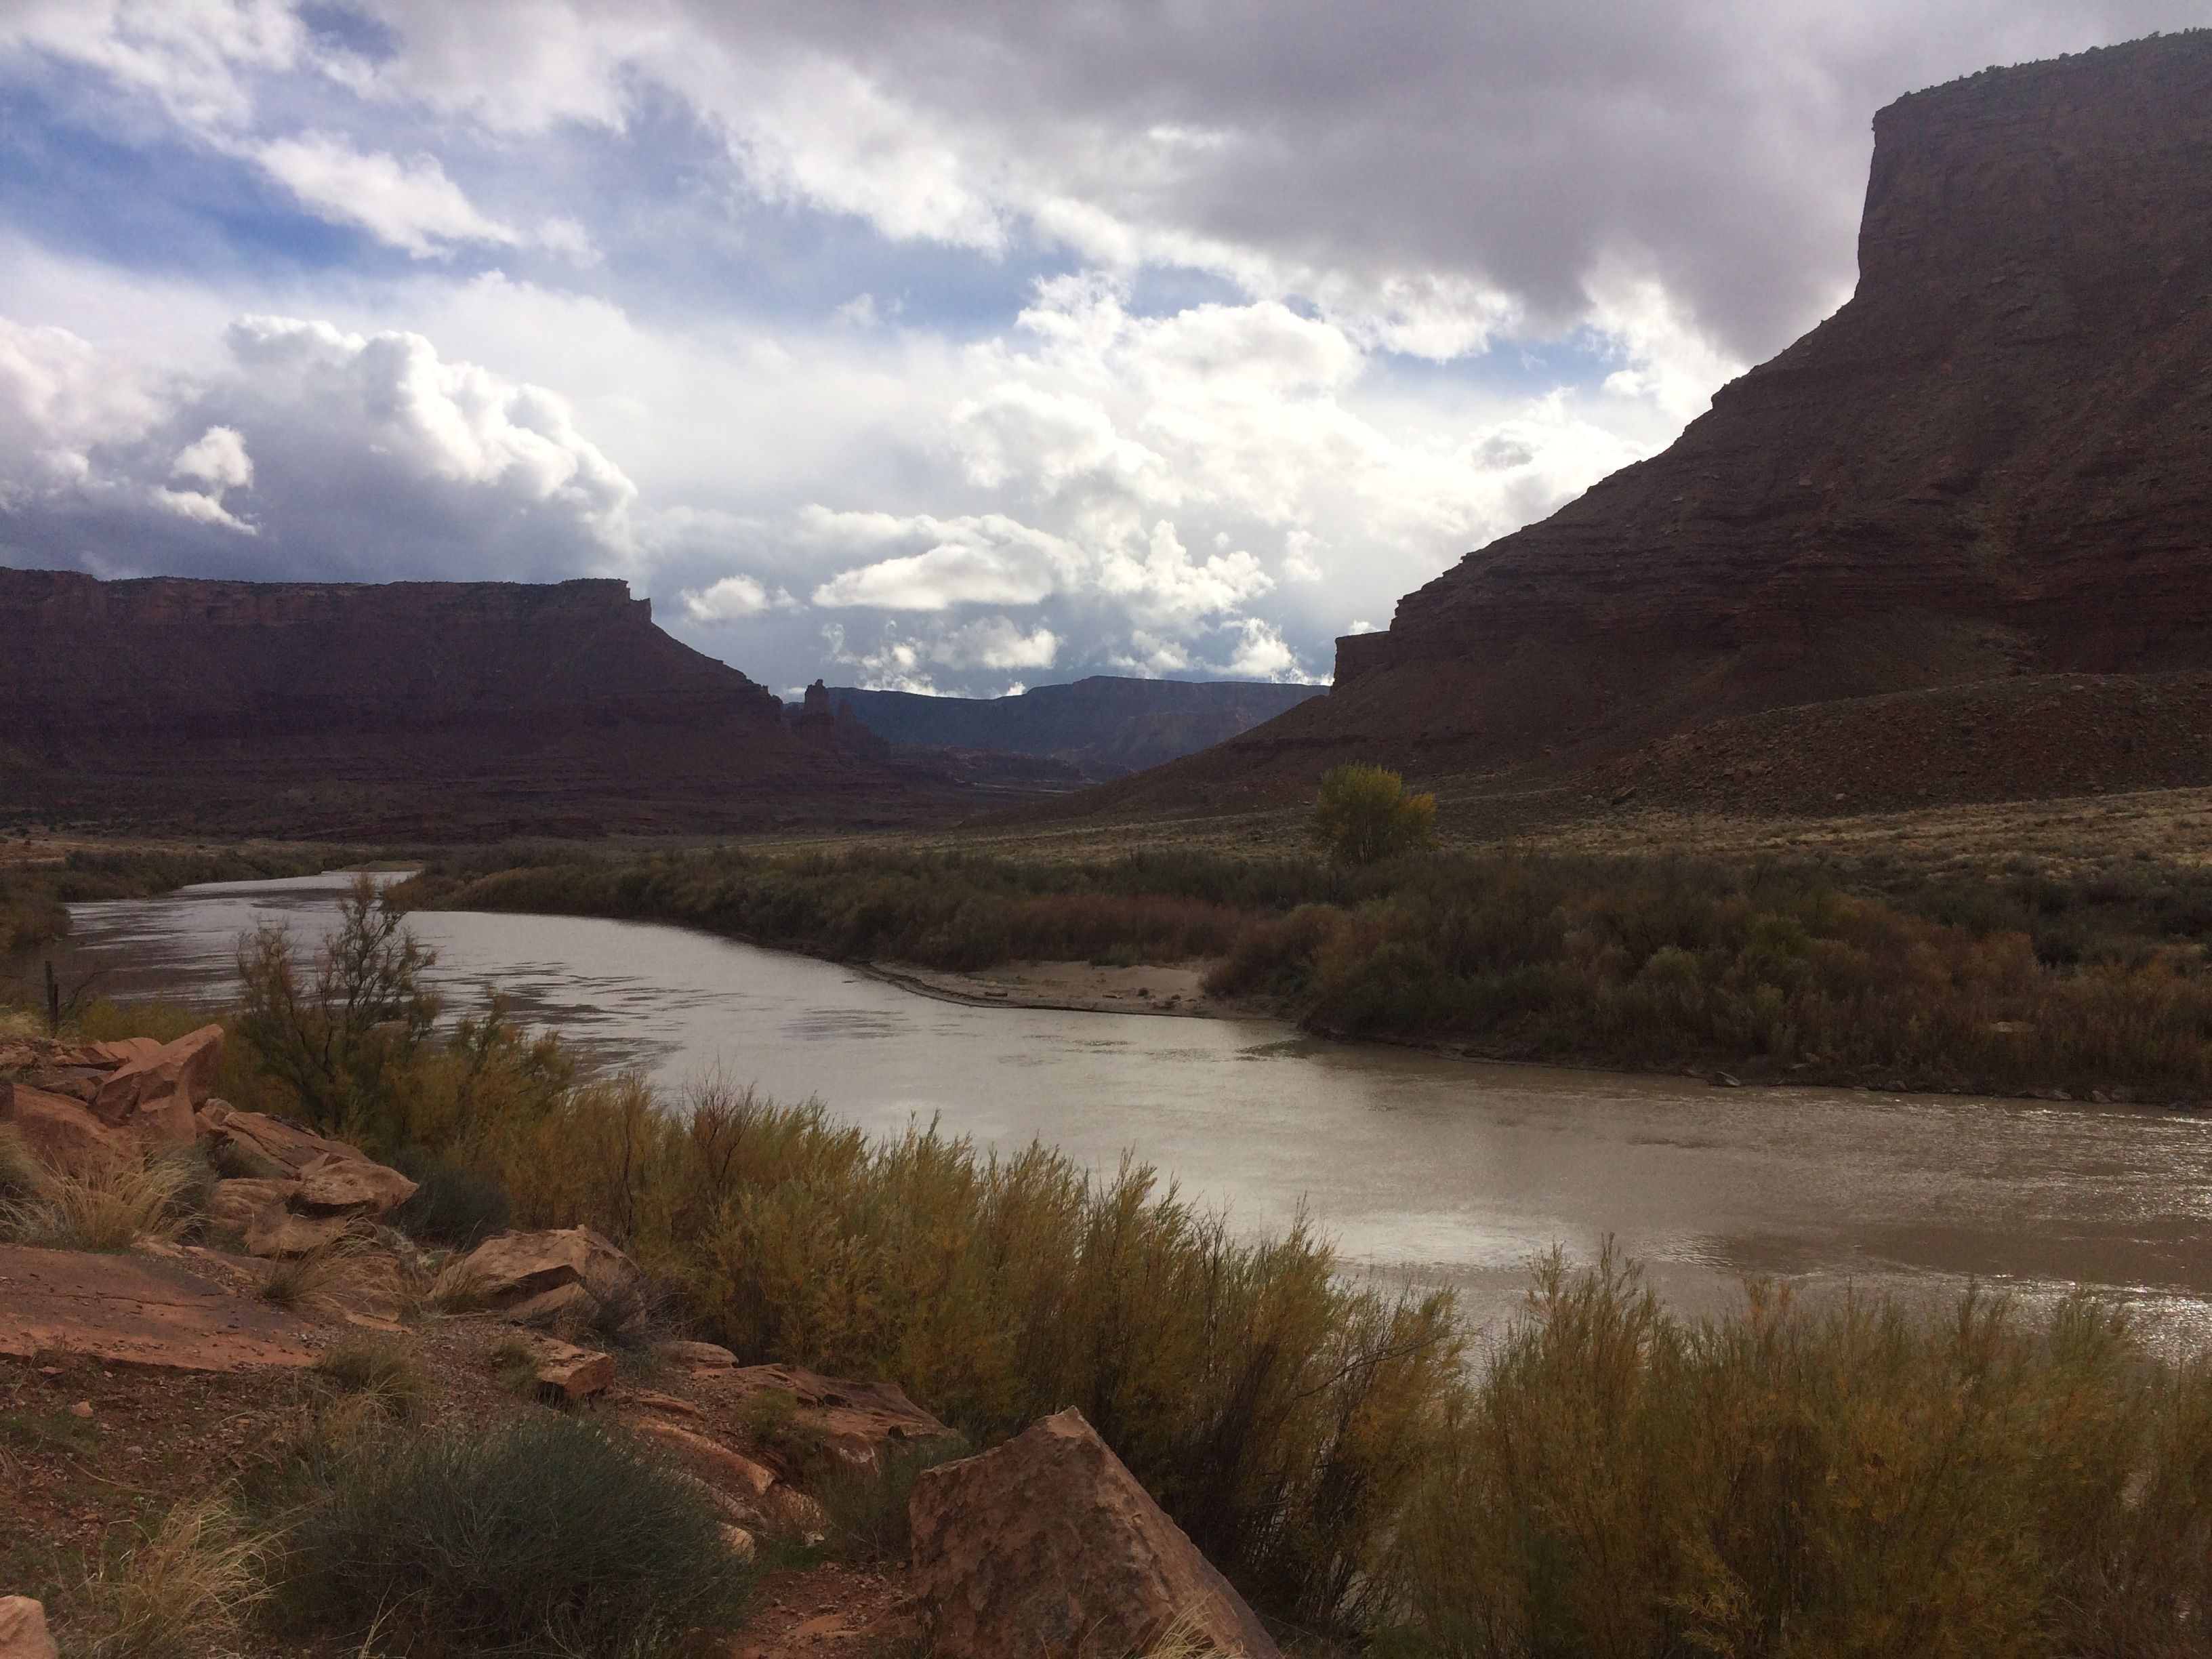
312 1337 423 1420
1311 764 1437 865
281 1415 752 1658
0 1155 190 1252
86 1495 272 1659
813 1437 970 1563
388 1147 512 1245
234 873 438 1144
1393 1253 2212 1658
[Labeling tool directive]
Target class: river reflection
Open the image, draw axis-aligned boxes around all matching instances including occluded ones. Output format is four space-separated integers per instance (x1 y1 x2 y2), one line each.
39 873 2212 1346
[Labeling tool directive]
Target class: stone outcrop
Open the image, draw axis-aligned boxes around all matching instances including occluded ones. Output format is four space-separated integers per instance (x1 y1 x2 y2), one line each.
1067 33 2212 819
0 1596 56 1659
432 1226 647 1326
910 1407 1279 1659
2 1030 228 1162
1 1083 130 1172
0 1245 315 1372
718 1362 954 1472
89 1025 224 1149
197 1102 417 1256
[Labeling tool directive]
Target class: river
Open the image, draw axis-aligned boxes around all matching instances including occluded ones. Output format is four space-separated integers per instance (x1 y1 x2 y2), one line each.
39 872 2212 1347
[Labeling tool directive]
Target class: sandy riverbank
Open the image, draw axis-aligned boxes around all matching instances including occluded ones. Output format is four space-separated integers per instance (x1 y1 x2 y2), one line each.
862 958 1283 1021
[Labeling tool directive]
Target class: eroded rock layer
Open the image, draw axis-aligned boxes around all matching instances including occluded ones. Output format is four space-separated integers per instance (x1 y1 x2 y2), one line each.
0 570 1008 834
1085 33 2212 817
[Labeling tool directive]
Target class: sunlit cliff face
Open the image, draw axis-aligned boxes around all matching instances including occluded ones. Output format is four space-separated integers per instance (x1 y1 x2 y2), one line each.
0 1 2197 696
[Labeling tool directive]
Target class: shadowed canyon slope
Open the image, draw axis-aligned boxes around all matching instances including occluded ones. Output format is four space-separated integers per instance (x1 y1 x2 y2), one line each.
1069 33 2212 822
0 571 1025 836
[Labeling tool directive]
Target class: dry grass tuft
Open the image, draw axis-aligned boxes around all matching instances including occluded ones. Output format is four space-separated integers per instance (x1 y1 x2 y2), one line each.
0 1155 190 1252
87 1494 273 1659
312 1336 424 1422
1141 1611 1240 1659
258 1235 373 1313
0 1124 45 1204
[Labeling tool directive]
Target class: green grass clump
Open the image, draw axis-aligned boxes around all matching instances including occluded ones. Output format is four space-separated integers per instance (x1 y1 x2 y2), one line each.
280 1416 752 1658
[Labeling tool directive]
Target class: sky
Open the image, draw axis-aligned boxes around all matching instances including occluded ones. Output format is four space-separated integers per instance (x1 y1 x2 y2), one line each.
0 2 2200 697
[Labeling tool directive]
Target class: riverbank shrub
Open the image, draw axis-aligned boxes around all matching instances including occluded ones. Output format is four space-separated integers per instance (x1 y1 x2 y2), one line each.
1394 1252 2212 1658
1311 764 1437 865
398 844 2212 1099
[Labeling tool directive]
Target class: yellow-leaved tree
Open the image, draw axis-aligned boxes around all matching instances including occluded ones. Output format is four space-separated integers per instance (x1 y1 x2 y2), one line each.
1309 764 1436 865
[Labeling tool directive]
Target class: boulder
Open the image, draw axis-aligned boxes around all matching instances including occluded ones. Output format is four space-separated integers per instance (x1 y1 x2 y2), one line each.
0 1596 55 1659
198 1104 356 1178
243 1205 354 1259
90 1025 224 1147
1 1084 131 1174
657 1338 738 1370
625 1418 779 1503
721 1362 952 1471
293 1152 415 1216
533 1339 615 1405
207 1176 301 1235
195 1107 415 1256
910 1408 1279 1659
432 1227 645 1326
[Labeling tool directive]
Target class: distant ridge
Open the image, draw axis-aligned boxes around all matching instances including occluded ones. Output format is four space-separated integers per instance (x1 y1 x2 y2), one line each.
822 678 1325 777
1053 32 2212 821
0 569 1060 837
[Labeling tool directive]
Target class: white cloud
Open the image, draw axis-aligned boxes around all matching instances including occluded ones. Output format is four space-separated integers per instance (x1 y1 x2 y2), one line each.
810 514 1073 611
171 424 251 489
150 483 253 533
680 573 798 623
253 135 521 258
222 314 636 554
1220 617 1303 681
945 615 1058 671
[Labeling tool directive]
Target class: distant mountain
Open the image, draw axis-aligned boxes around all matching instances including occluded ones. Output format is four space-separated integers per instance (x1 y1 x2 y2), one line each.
0 570 1071 838
823 678 1325 777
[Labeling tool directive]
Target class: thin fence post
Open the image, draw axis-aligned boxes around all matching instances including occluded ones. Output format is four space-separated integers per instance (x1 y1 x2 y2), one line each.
44 958 60 1036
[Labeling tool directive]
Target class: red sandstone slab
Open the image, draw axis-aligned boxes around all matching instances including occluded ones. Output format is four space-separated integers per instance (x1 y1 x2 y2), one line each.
0 1246 314 1372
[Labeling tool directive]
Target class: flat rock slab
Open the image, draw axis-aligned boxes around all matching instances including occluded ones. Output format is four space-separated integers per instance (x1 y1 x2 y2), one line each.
0 1246 314 1372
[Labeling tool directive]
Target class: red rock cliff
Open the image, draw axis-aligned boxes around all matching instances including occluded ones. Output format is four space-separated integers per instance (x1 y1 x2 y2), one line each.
1121 33 2212 814
0 570 970 837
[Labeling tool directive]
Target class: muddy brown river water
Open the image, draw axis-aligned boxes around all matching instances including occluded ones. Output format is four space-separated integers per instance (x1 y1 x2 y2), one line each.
39 872 2212 1346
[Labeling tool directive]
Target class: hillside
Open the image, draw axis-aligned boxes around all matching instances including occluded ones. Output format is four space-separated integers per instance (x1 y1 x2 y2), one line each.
823 678 1324 777
1058 32 2212 823
0 570 1036 838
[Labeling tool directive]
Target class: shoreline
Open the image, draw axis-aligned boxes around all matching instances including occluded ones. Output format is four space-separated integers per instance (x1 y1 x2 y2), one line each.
857 958 1264 1020
854 954 2199 1111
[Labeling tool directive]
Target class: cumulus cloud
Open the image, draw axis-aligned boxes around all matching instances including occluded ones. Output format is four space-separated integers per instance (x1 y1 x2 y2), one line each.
680 573 799 623
0 306 635 580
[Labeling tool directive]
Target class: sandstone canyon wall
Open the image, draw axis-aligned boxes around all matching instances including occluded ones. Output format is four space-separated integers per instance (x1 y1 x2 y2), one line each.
1079 32 2212 819
0 570 975 836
